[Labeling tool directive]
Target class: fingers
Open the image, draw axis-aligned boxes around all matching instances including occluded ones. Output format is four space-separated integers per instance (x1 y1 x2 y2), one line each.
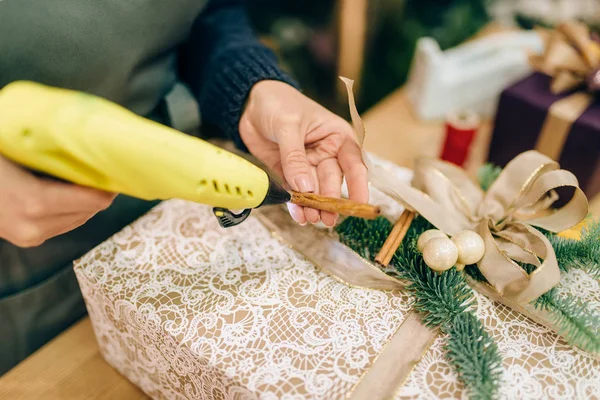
288 167 321 224
338 139 369 204
11 181 114 246
41 213 96 241
277 127 326 224
0 156 117 247
40 179 116 213
277 129 315 194
317 158 343 227
10 212 96 247
268 160 306 225
287 203 307 225
270 114 368 227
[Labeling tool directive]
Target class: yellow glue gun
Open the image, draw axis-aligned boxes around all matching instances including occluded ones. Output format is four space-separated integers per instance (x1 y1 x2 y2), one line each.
0 81 290 227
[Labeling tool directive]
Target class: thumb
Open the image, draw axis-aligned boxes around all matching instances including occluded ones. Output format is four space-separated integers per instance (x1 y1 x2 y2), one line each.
278 131 315 193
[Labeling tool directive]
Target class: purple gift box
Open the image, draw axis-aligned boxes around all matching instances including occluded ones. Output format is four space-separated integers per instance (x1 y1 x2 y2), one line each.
489 73 600 200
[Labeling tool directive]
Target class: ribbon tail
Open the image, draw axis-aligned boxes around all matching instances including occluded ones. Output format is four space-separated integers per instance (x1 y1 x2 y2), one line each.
340 76 366 146
339 76 470 235
520 225 561 302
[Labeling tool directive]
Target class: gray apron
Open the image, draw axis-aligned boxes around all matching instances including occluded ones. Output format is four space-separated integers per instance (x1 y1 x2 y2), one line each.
0 0 207 375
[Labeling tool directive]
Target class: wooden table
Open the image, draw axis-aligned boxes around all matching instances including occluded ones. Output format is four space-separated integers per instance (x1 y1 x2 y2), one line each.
0 318 148 399
1 34 599 399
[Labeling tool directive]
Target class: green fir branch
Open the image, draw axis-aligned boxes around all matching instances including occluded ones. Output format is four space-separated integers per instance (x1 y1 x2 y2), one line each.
336 216 392 261
446 312 503 400
542 220 600 278
390 217 474 327
336 216 503 399
533 289 600 354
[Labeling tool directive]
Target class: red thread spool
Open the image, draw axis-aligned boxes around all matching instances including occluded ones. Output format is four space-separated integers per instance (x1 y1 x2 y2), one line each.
440 110 480 167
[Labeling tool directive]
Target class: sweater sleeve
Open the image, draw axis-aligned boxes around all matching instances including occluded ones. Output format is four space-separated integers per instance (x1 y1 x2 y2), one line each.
178 0 299 151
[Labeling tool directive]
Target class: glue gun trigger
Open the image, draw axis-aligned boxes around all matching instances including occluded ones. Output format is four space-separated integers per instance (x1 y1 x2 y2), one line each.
213 208 252 228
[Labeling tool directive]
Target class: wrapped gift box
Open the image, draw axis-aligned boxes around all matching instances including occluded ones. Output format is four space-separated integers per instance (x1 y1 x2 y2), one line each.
75 185 599 399
74 198 420 399
489 73 600 199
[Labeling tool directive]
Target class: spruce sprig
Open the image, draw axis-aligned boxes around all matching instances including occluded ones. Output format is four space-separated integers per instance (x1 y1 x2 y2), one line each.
542 220 600 278
390 217 474 327
446 312 503 400
336 216 392 261
534 289 600 354
336 216 503 399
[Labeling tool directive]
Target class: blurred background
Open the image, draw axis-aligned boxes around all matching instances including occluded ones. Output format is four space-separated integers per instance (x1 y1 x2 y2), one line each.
248 0 600 113
248 0 600 212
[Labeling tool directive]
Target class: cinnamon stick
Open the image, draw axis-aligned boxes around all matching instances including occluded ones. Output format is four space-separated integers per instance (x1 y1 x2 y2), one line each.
375 211 409 264
375 210 415 266
383 212 415 265
290 191 380 220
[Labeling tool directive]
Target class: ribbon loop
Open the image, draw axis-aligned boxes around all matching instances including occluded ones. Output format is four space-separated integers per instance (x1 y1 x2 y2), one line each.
482 151 558 223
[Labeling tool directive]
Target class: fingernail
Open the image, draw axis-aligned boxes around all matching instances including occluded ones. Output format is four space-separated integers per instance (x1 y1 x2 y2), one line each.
299 221 307 226
295 174 314 193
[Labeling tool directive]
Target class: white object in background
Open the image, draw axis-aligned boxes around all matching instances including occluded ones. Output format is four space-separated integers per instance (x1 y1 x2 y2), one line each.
406 31 544 120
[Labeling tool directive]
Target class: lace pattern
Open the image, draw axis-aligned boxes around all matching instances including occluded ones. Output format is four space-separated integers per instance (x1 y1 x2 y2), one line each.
397 288 600 399
75 201 414 399
75 155 600 399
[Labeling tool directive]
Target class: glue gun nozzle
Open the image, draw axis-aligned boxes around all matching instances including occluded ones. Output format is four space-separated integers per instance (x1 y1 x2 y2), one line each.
258 176 291 207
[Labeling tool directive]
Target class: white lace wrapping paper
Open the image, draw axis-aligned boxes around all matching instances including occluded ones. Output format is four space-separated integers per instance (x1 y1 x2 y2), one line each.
75 156 599 399
74 198 414 399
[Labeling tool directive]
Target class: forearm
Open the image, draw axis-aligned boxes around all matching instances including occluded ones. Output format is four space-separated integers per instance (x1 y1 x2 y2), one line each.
178 0 298 150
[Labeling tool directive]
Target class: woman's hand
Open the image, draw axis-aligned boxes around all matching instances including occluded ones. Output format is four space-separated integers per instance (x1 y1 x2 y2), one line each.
239 80 368 227
0 156 116 247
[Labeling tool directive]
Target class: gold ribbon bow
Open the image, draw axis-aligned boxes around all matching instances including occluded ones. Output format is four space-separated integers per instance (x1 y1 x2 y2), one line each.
526 21 600 168
340 78 589 304
530 21 600 94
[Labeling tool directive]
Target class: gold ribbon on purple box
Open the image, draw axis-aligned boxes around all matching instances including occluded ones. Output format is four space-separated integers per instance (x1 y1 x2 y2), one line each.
340 77 589 304
529 21 600 160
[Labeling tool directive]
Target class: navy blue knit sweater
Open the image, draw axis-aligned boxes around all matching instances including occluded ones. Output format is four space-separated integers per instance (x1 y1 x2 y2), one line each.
179 0 298 151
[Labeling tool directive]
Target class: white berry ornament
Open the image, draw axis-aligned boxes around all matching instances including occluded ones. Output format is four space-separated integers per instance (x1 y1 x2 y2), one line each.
417 229 447 252
422 237 458 272
452 230 485 266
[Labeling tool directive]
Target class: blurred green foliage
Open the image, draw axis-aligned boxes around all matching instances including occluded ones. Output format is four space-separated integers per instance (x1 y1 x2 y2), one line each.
247 1 338 109
360 0 490 110
248 0 490 112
